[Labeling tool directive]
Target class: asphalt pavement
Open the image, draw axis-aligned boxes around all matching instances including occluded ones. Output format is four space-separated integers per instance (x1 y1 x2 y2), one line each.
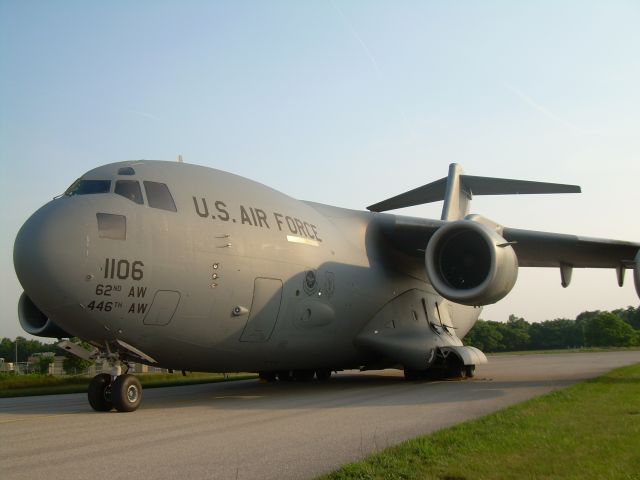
1 350 639 480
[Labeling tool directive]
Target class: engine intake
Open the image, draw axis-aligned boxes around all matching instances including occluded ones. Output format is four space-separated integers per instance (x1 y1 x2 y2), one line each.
18 292 70 338
425 220 518 306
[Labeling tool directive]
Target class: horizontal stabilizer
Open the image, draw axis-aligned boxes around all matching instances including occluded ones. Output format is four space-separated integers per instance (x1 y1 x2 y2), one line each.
367 163 580 219
367 177 448 213
460 175 581 196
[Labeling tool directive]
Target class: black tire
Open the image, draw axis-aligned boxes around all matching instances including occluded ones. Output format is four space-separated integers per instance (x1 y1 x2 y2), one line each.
88 373 113 412
112 374 143 412
315 369 332 381
465 365 475 378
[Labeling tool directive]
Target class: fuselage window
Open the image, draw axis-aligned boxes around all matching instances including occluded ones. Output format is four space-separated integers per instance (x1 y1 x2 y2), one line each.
65 179 111 196
144 181 177 212
97 213 126 240
115 180 144 204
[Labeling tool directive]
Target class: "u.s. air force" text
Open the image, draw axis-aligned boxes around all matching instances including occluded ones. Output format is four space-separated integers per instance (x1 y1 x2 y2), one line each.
192 197 322 242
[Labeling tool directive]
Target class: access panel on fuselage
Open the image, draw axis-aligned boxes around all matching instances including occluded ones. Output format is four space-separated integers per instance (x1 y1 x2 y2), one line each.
239 278 283 342
143 290 181 326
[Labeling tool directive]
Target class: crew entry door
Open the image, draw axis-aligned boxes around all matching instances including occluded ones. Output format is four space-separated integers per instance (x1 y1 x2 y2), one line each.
239 278 283 342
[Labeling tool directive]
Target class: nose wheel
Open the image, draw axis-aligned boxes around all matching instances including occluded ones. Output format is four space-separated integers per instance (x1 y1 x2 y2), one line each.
88 373 113 411
111 374 143 412
88 372 143 412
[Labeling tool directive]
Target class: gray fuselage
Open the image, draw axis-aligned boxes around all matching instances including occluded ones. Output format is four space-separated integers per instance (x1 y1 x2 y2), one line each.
14 161 479 372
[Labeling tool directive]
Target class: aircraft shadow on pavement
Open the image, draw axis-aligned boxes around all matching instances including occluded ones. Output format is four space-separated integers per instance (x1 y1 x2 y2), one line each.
0 374 580 417
136 374 577 412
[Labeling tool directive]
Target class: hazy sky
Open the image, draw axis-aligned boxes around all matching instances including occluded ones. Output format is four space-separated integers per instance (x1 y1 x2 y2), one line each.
1 1 639 340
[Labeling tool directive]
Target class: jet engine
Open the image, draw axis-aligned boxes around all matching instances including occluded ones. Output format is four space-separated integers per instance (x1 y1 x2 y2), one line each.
425 219 518 306
18 292 70 338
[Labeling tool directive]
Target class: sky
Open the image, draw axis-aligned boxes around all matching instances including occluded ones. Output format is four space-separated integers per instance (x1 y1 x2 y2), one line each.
1 1 639 340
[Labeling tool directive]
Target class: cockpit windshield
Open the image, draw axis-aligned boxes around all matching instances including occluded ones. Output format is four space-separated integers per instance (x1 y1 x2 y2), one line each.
63 176 178 212
65 179 111 196
144 181 177 212
115 180 143 204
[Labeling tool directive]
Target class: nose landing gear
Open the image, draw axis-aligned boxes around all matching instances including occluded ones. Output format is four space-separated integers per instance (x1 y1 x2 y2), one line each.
88 373 113 411
58 339 148 412
88 362 143 413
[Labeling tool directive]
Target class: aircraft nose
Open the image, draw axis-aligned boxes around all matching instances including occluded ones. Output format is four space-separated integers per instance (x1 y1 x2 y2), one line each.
14 198 88 311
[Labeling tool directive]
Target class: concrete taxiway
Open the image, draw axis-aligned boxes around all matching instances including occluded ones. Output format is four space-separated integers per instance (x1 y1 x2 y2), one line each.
1 351 639 480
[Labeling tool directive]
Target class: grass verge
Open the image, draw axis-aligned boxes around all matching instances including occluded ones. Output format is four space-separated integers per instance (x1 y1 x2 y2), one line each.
321 363 640 480
492 346 640 356
0 372 257 398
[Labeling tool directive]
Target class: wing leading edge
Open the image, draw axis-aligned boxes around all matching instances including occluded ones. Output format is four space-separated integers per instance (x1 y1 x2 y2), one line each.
379 215 640 296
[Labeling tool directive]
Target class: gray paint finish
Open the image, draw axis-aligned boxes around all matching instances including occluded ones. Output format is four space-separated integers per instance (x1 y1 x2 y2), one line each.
11 161 640 409
240 278 283 342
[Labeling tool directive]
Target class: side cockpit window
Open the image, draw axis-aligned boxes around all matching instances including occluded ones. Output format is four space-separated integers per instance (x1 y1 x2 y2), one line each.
65 179 111 196
97 213 126 240
144 181 177 212
115 180 143 204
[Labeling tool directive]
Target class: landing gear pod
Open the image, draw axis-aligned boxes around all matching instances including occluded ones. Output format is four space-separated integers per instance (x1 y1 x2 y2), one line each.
425 220 518 306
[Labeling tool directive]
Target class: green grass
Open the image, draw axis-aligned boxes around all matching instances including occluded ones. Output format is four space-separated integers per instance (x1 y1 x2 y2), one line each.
492 346 640 356
321 363 640 480
0 372 257 397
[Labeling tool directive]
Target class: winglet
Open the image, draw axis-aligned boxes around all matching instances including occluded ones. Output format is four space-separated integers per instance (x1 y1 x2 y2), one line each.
367 163 581 220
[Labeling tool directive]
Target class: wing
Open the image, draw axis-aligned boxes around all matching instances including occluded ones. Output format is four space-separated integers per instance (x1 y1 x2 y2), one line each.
370 163 639 298
503 228 639 269
377 214 640 297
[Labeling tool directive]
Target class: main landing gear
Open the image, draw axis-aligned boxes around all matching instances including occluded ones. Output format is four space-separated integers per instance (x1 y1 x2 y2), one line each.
404 356 476 381
88 363 143 413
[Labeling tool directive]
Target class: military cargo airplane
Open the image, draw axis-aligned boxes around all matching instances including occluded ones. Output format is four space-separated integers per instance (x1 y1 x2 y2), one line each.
13 161 640 412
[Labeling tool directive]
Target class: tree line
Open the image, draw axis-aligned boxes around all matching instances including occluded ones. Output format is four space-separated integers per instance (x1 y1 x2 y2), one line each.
1 306 639 365
0 336 54 363
464 307 640 353
0 337 93 374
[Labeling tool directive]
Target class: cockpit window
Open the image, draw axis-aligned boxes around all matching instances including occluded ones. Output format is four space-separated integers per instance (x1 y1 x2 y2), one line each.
144 181 177 212
115 180 143 204
65 179 111 196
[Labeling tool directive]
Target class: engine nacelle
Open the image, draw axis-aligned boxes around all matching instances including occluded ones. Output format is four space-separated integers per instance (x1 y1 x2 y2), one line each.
425 220 518 306
18 292 70 338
